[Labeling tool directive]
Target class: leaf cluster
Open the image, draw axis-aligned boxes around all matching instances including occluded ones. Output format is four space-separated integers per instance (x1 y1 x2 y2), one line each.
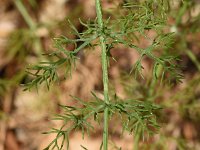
24 20 98 90
25 1 182 90
43 93 160 150
106 1 183 82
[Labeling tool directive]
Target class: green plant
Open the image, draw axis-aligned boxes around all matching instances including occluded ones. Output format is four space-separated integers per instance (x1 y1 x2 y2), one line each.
25 0 183 149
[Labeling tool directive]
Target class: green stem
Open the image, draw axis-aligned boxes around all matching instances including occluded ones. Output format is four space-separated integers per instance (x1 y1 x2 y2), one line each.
175 1 189 26
95 0 109 150
14 0 36 29
14 0 42 56
185 49 200 71
181 37 200 72
133 128 141 150
148 64 163 99
133 133 140 150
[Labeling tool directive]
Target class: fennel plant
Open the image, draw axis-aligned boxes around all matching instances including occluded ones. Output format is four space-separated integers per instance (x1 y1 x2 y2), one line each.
25 0 182 149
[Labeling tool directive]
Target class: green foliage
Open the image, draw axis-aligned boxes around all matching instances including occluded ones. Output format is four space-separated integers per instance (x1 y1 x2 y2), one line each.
25 1 182 90
24 0 184 149
24 20 98 91
43 93 161 150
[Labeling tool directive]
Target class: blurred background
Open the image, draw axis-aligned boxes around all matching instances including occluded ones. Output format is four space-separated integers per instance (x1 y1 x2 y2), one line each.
0 0 200 150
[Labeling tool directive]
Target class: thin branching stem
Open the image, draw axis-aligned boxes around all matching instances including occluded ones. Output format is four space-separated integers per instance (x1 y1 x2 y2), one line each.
14 0 36 29
14 0 42 56
95 0 109 149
